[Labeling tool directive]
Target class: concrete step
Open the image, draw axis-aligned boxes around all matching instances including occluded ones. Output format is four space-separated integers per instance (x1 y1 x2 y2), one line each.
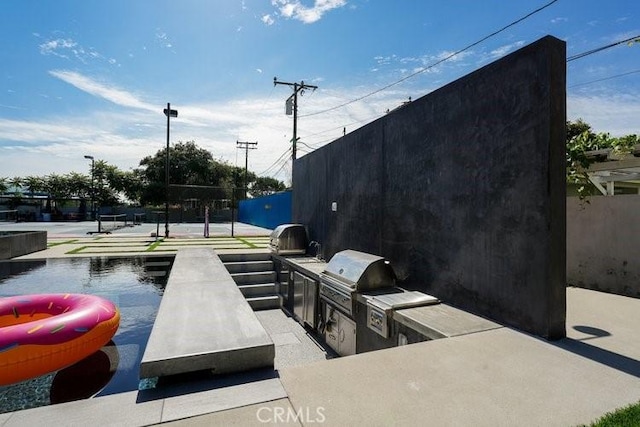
239 283 277 298
225 260 274 274
232 271 277 286
247 295 281 311
219 252 272 263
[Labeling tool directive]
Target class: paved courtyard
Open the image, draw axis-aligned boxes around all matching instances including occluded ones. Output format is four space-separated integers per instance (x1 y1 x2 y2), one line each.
0 221 272 258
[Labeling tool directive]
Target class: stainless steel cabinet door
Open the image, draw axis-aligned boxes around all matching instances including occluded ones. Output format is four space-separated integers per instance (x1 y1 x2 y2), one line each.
303 277 318 328
293 272 305 322
339 314 356 356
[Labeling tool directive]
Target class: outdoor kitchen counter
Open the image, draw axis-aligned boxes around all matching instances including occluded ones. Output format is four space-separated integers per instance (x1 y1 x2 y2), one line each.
393 302 503 340
273 255 327 280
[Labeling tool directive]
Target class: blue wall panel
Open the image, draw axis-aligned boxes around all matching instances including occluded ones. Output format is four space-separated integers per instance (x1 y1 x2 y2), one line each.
238 191 291 230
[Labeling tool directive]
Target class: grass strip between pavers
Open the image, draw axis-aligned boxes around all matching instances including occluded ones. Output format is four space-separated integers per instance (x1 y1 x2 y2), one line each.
146 241 163 251
157 242 250 247
48 239 78 247
77 249 177 254
236 238 260 248
73 244 153 248
151 245 253 251
66 246 89 254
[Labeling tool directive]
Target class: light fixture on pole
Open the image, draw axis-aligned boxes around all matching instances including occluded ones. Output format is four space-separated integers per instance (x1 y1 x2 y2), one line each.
84 155 95 220
163 103 178 239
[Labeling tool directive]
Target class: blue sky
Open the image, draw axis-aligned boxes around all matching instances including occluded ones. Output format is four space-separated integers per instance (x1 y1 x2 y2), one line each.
1 0 639 184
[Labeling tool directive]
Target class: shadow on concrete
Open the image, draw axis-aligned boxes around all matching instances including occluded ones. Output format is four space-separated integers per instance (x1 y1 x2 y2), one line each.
553 337 640 379
573 325 612 341
136 367 279 402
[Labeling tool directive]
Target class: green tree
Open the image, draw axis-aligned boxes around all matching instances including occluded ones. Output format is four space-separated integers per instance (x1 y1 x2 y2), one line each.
136 140 254 205
566 118 594 142
66 172 90 199
249 177 287 197
23 176 45 196
43 174 71 212
566 119 640 198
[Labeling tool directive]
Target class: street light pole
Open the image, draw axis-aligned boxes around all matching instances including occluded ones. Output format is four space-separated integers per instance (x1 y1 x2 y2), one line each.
163 103 178 239
84 155 95 220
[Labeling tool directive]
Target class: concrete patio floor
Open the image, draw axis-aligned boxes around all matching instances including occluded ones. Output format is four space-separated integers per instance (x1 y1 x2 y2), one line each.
158 286 640 427
1 222 638 426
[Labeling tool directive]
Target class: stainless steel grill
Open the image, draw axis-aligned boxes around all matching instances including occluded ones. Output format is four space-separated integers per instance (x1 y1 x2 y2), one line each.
319 249 396 316
269 224 308 255
319 249 396 356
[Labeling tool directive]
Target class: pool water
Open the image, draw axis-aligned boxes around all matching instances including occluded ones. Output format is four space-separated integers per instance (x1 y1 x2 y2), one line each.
0 256 173 414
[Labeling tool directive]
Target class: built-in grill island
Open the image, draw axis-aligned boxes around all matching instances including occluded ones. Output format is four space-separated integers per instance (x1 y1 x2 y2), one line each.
318 249 440 356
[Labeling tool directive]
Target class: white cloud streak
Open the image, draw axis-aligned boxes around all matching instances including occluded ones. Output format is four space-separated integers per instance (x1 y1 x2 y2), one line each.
38 36 117 66
489 41 526 59
3 66 639 184
49 70 157 112
568 92 640 136
271 0 347 24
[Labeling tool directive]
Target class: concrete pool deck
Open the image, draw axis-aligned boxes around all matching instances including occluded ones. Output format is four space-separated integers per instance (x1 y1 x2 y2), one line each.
1 222 639 426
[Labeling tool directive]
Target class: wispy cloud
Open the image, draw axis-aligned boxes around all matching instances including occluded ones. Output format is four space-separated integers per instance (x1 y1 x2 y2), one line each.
0 77 410 183
262 14 275 25
39 38 77 58
37 35 117 66
551 17 568 24
49 70 156 112
373 50 474 78
489 41 526 59
155 31 175 50
271 0 347 24
568 91 640 136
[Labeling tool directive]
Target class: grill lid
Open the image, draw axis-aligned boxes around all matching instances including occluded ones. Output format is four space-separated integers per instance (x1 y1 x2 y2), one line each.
321 249 396 291
269 224 308 255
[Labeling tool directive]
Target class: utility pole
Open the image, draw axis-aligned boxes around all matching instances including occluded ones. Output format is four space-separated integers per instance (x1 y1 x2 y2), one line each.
236 140 258 199
273 77 317 163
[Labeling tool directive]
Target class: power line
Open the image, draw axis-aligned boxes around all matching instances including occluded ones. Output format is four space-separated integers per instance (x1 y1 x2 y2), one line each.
301 35 639 150
567 35 640 62
258 147 291 176
568 69 640 88
300 0 559 118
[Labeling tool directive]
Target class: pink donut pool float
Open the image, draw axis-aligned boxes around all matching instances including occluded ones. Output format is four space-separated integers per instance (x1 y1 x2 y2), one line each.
0 293 120 386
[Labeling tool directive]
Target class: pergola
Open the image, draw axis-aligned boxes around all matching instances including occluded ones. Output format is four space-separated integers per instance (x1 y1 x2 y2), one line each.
585 148 640 196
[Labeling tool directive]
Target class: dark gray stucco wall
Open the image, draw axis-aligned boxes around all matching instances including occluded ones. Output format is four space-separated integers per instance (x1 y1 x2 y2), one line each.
293 36 566 339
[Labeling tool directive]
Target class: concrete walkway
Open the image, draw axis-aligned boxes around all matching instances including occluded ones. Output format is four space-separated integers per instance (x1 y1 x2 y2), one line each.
1 225 639 426
159 287 640 427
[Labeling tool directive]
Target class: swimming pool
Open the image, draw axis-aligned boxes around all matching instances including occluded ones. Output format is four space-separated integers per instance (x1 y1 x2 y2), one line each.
0 256 173 414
